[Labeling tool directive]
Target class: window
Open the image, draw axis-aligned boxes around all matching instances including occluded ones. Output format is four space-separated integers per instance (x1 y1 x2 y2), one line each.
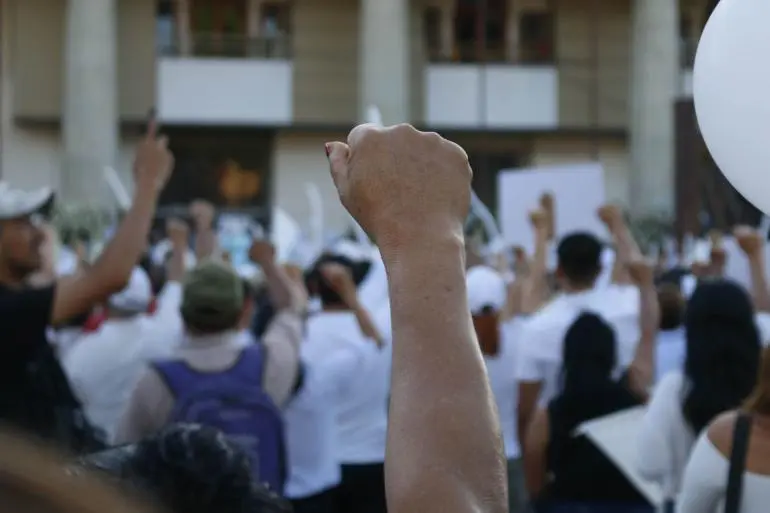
424 7 442 61
156 0 176 55
679 15 695 67
519 12 555 64
454 0 507 63
259 2 292 58
190 0 248 56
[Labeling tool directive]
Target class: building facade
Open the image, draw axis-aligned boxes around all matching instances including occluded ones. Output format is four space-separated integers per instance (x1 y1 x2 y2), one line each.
0 0 706 232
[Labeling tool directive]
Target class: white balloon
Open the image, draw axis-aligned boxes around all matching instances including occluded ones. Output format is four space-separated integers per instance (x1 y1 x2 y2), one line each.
693 0 770 214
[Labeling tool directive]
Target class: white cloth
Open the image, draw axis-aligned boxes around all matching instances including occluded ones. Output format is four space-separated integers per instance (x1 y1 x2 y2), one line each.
515 285 640 405
0 182 53 219
62 283 183 442
108 267 152 313
284 332 373 499
305 312 390 464
485 318 523 459
677 432 770 513
655 327 686 383
636 372 696 500
467 266 507 314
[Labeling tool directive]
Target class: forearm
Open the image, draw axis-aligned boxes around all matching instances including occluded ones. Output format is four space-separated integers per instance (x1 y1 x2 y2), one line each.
349 297 384 347
749 256 770 312
382 236 506 513
522 231 548 313
90 184 157 289
194 229 218 260
628 284 658 396
611 224 640 284
262 262 301 312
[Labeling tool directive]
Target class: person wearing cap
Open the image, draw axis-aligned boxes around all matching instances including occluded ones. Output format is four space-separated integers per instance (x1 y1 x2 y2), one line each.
115 250 305 444
0 127 173 451
62 267 183 443
467 265 528 513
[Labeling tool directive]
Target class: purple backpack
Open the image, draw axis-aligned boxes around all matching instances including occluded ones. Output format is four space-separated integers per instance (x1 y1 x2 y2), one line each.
153 345 286 493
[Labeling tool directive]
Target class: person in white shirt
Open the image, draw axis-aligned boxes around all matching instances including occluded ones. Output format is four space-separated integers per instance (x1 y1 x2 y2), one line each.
303 254 389 513
677 346 770 513
63 266 183 442
636 279 761 507
654 282 686 382
516 227 641 444
467 265 527 513
285 261 383 513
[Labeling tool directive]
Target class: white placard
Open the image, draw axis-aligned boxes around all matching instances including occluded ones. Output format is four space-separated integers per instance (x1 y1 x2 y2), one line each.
497 162 608 254
577 406 662 507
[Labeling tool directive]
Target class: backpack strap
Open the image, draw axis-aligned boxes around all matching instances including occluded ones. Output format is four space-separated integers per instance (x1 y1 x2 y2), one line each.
725 412 753 513
227 345 267 386
152 360 196 398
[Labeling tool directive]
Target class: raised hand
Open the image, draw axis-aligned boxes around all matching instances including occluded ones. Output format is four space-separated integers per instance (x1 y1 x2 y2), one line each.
529 208 549 233
326 124 471 250
734 225 764 257
165 218 189 248
319 262 357 306
249 239 276 267
597 204 624 232
133 117 174 193
189 200 216 230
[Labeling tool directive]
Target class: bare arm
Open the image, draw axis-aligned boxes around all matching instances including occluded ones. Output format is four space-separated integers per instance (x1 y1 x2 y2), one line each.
383 238 506 513
734 226 770 312
521 211 549 314
600 205 641 285
523 407 550 498
625 258 659 399
250 241 303 312
51 182 158 325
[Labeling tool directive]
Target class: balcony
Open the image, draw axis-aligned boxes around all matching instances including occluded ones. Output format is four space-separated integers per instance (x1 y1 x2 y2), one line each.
424 64 559 129
156 34 293 126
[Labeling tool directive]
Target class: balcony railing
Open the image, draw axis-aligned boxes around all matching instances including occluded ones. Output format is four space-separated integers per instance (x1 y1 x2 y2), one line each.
158 33 292 60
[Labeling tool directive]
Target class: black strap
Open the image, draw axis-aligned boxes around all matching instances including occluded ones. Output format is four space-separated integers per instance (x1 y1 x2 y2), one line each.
725 412 753 513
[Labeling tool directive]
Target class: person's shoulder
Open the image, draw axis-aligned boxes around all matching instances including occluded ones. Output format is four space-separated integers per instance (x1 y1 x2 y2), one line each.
706 410 742 458
655 370 686 393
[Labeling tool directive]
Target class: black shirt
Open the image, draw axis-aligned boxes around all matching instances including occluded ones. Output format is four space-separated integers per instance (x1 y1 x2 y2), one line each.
0 284 94 448
545 378 648 504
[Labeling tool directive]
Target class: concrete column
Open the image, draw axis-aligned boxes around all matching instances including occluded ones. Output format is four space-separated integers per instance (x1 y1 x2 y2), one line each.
176 0 192 56
439 1 456 61
628 0 679 217
359 0 411 124
62 0 118 207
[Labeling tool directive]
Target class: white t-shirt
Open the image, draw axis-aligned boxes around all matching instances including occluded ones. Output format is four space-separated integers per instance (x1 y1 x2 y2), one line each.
636 371 696 499
62 283 183 442
678 431 770 513
485 319 522 460
515 285 640 405
301 311 391 465
284 331 369 499
655 327 686 383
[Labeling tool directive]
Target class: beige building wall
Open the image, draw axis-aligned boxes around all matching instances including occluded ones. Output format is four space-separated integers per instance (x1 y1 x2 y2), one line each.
272 132 351 233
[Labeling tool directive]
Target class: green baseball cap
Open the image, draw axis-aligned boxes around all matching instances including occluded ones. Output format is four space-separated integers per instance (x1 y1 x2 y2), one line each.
181 259 244 333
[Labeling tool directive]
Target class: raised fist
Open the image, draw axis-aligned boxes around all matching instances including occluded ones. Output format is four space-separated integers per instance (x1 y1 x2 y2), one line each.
597 204 623 230
165 218 189 247
326 124 471 250
734 225 764 257
529 209 548 231
134 119 174 192
249 239 275 266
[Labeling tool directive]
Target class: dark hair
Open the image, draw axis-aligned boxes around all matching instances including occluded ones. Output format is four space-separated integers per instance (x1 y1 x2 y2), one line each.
308 254 371 307
560 313 617 398
744 346 770 416
682 279 761 433
556 232 602 287
657 282 685 330
127 425 254 513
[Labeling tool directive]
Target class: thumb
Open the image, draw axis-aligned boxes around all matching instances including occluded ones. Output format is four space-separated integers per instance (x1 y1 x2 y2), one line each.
325 142 350 190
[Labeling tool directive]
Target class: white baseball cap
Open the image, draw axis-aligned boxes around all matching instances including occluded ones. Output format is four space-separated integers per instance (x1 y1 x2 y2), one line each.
466 266 507 315
0 183 54 220
108 267 152 313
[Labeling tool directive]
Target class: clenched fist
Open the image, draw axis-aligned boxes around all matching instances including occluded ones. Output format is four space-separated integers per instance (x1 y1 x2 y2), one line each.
326 124 471 249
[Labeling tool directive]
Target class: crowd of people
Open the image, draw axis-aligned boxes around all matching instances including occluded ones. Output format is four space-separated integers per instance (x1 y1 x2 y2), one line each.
0 123 769 513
